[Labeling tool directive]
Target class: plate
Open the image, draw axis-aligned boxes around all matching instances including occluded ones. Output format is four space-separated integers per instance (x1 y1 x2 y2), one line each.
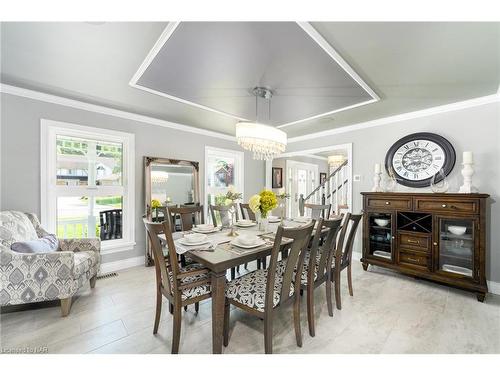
231 238 266 249
268 217 281 223
192 227 219 234
178 238 210 246
236 222 257 227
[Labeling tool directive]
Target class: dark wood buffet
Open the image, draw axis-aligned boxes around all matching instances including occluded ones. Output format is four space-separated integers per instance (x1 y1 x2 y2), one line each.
361 192 489 301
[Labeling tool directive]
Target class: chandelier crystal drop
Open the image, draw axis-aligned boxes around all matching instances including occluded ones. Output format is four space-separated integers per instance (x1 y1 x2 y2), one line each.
236 121 287 160
235 87 287 160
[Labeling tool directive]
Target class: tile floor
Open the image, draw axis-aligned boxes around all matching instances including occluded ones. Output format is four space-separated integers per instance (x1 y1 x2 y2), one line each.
1 261 499 354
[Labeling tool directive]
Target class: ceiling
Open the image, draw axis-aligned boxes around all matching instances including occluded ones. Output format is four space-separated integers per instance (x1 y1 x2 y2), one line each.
1 22 499 139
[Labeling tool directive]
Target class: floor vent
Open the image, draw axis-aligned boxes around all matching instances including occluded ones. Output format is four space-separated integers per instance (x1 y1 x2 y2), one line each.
97 272 118 280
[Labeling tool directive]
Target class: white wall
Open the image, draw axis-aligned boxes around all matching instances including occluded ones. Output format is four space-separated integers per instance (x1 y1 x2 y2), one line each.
287 101 500 283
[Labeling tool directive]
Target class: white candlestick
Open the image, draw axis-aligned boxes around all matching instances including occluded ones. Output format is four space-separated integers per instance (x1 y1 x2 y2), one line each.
374 163 381 174
459 157 477 194
463 151 473 164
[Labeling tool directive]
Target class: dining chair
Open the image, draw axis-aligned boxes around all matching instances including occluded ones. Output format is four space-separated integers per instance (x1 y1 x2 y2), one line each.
299 216 343 336
303 203 332 219
143 218 211 354
210 204 241 279
168 205 204 232
223 222 315 354
331 213 363 310
239 203 266 270
239 203 256 221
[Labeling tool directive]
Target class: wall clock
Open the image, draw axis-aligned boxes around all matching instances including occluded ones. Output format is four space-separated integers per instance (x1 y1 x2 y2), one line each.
385 132 456 188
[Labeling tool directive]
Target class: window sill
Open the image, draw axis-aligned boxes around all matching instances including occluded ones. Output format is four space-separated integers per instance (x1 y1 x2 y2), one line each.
101 240 136 254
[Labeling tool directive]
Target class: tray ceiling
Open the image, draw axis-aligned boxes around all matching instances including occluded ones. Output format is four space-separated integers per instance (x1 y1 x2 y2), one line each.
131 22 377 127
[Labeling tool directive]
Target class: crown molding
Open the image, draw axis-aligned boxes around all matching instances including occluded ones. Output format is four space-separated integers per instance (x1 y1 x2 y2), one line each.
288 93 500 144
0 83 237 142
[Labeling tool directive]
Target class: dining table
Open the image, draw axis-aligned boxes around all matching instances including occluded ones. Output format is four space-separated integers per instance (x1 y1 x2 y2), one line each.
159 217 326 354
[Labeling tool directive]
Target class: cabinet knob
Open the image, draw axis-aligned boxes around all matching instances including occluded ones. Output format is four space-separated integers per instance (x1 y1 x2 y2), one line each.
433 242 438 246
441 204 447 208
385 201 390 205
391 236 395 240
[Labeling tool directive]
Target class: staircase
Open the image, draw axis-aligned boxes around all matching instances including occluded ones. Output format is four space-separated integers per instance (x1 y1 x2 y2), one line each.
299 159 349 216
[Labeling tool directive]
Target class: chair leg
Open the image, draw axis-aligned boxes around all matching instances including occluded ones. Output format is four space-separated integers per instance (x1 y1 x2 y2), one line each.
347 264 354 296
244 262 248 270
172 303 182 354
262 257 267 269
60 297 72 317
257 259 262 270
231 267 236 280
335 269 342 310
264 317 273 354
153 289 162 334
169 303 174 315
195 302 199 313
306 285 315 337
89 275 97 288
236 265 240 273
184 305 188 311
293 294 303 347
223 298 230 347
326 277 333 317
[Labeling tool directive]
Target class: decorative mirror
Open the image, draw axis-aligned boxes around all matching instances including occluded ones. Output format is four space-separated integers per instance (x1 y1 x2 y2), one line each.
144 156 200 265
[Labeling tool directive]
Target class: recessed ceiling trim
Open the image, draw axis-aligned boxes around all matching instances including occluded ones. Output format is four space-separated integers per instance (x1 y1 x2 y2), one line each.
129 22 379 129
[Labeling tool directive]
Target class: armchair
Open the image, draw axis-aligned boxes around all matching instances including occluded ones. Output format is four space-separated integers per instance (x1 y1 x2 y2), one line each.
0 211 101 316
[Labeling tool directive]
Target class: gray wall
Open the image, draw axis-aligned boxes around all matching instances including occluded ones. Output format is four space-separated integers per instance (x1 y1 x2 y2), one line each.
0 93 265 264
287 102 500 283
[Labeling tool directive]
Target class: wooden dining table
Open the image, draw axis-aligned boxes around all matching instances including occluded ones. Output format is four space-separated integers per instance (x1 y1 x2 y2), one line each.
159 218 326 354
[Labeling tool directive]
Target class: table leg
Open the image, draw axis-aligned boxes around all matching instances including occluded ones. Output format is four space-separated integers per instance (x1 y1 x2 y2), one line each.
211 270 227 354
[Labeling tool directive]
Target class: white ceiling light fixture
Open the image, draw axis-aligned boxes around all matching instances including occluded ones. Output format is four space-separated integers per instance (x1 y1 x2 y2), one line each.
236 87 287 160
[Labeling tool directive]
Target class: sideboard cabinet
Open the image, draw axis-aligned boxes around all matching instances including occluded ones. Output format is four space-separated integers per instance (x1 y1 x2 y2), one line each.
361 192 489 301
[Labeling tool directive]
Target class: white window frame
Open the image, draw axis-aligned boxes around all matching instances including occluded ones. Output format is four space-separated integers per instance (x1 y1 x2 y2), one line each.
41 119 135 254
204 146 244 222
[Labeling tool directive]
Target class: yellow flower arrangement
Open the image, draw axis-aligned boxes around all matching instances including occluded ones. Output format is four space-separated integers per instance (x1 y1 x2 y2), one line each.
248 190 278 218
151 199 161 209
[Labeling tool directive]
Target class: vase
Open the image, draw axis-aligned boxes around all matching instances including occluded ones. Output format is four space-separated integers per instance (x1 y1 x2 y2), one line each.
431 168 449 193
258 213 269 232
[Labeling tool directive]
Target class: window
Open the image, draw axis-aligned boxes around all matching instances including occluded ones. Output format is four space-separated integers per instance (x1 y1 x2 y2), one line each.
204 146 244 223
41 119 135 253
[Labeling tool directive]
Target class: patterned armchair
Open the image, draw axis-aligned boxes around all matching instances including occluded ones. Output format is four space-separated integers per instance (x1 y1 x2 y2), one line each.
0 211 100 316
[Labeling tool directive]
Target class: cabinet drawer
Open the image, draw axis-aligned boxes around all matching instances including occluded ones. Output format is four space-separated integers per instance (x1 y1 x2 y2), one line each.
399 233 430 252
415 198 479 214
366 196 412 210
399 251 429 268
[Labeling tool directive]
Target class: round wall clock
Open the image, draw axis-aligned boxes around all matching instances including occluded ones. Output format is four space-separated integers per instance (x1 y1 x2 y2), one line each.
385 132 456 188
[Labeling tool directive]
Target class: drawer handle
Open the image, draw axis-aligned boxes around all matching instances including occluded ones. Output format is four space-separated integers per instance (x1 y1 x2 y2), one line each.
385 201 390 205
406 257 419 262
433 242 438 246
407 239 420 245
441 204 447 208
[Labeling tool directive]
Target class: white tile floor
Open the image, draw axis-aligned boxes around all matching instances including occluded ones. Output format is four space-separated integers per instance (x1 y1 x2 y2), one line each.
1 261 499 354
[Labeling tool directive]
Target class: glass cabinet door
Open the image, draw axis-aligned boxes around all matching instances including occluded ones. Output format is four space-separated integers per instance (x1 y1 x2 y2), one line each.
437 217 476 278
367 212 394 262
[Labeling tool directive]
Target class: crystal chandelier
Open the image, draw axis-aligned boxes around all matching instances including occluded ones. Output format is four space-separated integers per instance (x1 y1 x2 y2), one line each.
236 87 287 160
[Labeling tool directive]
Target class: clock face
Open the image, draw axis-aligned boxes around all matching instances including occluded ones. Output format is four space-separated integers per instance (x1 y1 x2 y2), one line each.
385 133 455 188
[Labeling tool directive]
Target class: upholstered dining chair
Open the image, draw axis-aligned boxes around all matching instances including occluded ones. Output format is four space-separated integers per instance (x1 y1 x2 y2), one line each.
299 217 343 336
303 203 332 219
143 218 211 354
168 205 204 232
331 213 363 310
210 204 240 279
223 222 315 354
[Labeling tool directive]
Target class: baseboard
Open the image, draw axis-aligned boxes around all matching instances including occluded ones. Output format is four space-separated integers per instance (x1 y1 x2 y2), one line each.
99 256 144 274
352 251 499 296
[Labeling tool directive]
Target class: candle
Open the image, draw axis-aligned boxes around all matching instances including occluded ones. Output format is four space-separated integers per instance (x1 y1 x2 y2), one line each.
374 163 381 174
463 151 473 164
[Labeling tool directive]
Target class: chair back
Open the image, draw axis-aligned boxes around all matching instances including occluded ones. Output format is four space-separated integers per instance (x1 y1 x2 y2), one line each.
265 222 315 311
239 203 256 221
99 209 122 240
143 218 179 298
210 204 239 227
304 203 331 219
335 213 363 267
308 216 343 280
169 205 204 231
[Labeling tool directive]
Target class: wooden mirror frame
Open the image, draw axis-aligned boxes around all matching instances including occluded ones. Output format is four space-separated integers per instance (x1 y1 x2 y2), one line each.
144 156 200 266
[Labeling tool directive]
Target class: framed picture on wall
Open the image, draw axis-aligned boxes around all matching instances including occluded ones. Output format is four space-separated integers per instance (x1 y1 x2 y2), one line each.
320 172 327 185
272 167 283 188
